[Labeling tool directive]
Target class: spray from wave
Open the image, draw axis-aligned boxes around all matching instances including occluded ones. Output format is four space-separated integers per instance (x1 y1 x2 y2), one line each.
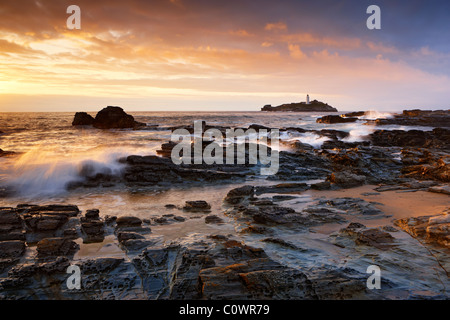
342 125 376 142
361 110 394 120
282 132 330 149
2 146 149 198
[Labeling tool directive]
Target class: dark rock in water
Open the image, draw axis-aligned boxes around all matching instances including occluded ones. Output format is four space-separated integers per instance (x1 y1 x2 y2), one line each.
156 141 178 157
123 153 247 187
240 225 271 234
312 197 384 216
248 124 273 131
72 112 94 126
183 201 211 212
261 237 300 250
85 209 100 220
105 215 117 224
117 231 145 243
116 216 142 227
328 171 366 188
82 106 146 129
316 115 358 124
204 215 224 224
343 111 366 117
261 100 337 112
81 210 105 243
224 185 255 205
36 237 79 257
0 148 15 157
318 129 350 140
370 129 450 148
310 181 331 190
371 109 450 128
255 183 309 195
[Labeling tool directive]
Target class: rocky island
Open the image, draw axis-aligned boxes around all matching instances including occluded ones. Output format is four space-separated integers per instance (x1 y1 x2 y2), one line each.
261 99 338 112
72 106 146 129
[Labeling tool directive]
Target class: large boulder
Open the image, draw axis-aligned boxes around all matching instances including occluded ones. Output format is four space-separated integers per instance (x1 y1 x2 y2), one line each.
92 106 145 129
72 112 95 126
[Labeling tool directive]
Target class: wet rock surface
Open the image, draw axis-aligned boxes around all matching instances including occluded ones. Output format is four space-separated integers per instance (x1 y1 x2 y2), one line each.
394 211 450 248
369 109 450 128
316 115 358 124
0 196 448 299
2 111 450 300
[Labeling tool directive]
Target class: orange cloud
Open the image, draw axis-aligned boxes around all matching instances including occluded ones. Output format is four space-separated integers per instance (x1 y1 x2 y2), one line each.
264 22 287 31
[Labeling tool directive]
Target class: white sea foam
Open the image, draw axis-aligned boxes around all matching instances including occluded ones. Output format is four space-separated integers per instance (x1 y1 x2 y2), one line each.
4 147 141 197
342 125 376 142
361 110 394 120
289 132 330 148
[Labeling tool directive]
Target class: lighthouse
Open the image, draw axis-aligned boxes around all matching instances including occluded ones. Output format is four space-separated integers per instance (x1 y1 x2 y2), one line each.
306 94 310 104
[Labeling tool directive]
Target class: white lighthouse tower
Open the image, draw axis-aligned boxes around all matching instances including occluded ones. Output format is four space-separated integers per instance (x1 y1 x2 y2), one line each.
306 94 310 104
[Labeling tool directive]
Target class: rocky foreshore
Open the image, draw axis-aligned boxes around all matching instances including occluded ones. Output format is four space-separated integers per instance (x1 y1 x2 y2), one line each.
0 108 449 300
367 109 450 128
0 188 448 299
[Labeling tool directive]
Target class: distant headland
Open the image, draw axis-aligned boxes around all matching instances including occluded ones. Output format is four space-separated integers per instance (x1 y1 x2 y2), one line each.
261 95 338 112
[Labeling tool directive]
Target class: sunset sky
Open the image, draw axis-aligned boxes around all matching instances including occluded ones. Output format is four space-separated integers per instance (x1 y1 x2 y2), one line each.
1 0 450 112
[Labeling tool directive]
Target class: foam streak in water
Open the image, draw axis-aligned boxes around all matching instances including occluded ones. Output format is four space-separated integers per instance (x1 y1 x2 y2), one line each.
4 147 129 198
